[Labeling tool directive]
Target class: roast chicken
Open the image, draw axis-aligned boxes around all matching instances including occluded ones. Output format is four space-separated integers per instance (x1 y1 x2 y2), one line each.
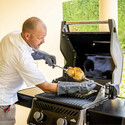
67 67 85 81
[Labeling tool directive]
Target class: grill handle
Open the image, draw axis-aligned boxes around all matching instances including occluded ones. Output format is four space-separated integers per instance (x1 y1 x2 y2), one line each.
66 20 108 25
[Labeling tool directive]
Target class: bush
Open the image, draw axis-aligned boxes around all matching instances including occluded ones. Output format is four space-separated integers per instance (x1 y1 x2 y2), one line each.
63 0 125 52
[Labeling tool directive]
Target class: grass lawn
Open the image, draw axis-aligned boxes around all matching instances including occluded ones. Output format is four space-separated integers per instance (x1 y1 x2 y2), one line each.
119 55 125 97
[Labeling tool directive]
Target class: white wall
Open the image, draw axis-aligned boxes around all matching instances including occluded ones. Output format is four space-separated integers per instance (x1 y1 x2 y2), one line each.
0 0 63 125
0 0 64 83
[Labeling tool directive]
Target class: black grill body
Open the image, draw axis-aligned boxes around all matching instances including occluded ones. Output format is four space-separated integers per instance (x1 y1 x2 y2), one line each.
27 93 105 125
26 19 124 125
86 98 125 125
28 97 83 125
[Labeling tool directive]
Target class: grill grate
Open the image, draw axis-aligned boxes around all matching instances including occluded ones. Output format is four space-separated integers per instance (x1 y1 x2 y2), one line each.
35 92 97 109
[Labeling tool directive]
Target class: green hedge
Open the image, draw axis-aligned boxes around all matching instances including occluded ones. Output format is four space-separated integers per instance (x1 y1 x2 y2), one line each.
118 0 125 53
119 55 125 97
63 0 125 52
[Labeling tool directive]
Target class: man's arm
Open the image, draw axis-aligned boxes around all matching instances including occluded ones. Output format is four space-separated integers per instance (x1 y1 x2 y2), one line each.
36 80 96 95
36 81 57 93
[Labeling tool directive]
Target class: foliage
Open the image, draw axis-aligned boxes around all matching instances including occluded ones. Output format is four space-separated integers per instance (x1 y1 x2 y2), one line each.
120 55 125 97
118 0 125 53
63 0 99 32
63 0 125 51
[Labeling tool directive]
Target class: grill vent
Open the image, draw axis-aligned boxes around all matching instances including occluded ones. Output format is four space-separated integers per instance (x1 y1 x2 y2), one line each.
34 101 78 117
35 101 54 111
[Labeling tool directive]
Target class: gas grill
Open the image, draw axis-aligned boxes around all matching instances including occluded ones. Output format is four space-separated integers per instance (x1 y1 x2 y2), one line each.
18 19 124 125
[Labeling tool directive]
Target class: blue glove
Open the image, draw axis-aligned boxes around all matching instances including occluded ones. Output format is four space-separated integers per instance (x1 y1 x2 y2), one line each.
31 49 56 68
57 80 96 95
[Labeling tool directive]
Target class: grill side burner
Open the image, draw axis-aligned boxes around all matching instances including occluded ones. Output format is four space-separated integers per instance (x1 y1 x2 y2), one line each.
27 20 123 125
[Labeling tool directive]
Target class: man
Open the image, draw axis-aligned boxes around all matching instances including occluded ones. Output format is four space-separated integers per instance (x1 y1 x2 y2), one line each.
0 17 96 125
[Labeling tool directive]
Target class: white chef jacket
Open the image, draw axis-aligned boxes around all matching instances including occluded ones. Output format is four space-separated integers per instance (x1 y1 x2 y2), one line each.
0 31 46 105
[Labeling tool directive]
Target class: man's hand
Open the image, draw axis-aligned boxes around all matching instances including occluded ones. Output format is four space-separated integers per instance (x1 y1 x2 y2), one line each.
31 49 56 68
44 55 56 68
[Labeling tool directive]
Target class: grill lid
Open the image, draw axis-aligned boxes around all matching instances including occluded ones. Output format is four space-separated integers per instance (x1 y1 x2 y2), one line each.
60 19 123 85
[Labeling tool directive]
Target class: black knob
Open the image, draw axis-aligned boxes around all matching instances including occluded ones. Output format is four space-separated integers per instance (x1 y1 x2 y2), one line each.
33 111 45 122
57 118 68 125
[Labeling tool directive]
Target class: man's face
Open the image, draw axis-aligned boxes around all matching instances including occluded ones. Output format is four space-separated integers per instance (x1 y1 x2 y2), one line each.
28 26 47 49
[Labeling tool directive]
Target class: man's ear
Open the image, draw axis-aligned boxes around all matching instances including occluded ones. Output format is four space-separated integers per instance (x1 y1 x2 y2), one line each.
24 32 30 41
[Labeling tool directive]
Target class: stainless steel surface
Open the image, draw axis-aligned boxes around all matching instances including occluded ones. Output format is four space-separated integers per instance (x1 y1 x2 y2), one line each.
18 87 43 97
66 20 108 25
85 78 104 87
53 64 67 71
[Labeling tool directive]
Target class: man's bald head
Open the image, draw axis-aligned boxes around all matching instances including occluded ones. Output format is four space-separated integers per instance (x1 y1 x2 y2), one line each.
21 17 47 49
22 17 46 33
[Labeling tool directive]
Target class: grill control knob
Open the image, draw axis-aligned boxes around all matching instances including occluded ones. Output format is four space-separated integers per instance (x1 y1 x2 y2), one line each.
57 118 68 125
33 111 45 122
